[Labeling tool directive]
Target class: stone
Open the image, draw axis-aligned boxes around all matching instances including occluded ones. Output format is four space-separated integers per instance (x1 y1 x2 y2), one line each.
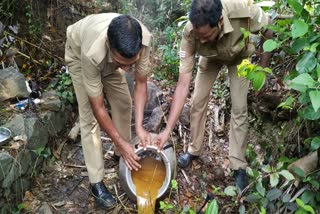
0 67 29 102
6 114 25 137
0 152 14 182
179 105 190 126
145 81 163 113
38 202 53 214
144 106 164 133
24 116 49 150
12 177 31 201
2 160 20 189
41 90 62 112
43 111 67 136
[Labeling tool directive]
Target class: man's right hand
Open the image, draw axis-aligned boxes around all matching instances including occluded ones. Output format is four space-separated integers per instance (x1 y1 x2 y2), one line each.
152 129 170 152
118 141 141 171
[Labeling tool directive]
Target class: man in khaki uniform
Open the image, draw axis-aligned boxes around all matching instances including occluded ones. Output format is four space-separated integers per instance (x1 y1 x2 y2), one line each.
153 0 272 190
65 14 152 208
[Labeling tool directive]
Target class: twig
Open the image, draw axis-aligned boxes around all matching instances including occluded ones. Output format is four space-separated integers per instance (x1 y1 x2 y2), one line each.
289 186 307 203
56 139 67 157
181 169 191 185
113 184 134 213
64 163 86 168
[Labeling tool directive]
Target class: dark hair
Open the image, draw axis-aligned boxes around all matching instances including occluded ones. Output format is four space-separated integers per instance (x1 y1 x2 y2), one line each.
189 0 223 28
107 15 142 58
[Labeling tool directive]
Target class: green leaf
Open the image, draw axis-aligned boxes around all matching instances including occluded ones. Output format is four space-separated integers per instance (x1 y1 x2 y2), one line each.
309 90 320 112
266 188 283 201
224 186 237 196
171 179 178 190
270 173 279 187
303 205 315 214
289 83 308 93
159 201 166 210
287 0 303 14
246 194 261 203
282 193 291 203
239 205 245 214
263 39 279 52
290 73 316 87
256 180 266 197
189 209 196 214
261 165 272 173
296 52 317 73
310 137 320 151
276 162 284 170
259 206 267 214
205 199 218 214
291 19 308 39
277 96 294 109
297 199 308 209
252 71 266 91
262 165 272 173
301 190 314 204
291 38 309 53
300 105 320 120
316 64 320 82
290 166 306 178
279 170 295 181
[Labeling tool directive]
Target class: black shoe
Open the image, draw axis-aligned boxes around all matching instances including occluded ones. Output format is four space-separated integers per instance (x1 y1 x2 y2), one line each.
234 169 248 191
91 181 117 209
177 152 198 168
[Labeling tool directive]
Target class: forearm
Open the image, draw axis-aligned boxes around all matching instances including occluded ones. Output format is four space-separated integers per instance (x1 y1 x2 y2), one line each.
134 76 148 131
260 29 273 68
165 73 192 132
88 95 125 147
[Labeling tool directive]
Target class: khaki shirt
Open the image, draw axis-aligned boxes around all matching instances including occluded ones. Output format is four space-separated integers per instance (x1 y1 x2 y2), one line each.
66 13 152 97
179 0 269 73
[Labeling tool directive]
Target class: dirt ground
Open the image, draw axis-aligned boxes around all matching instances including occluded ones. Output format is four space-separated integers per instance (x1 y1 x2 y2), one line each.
28 88 236 214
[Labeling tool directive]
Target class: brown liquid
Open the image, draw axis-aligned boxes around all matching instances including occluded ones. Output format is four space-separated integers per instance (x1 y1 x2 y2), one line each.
132 157 166 214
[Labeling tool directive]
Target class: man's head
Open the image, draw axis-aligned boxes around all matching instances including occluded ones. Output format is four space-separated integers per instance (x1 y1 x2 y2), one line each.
108 15 142 70
189 0 223 43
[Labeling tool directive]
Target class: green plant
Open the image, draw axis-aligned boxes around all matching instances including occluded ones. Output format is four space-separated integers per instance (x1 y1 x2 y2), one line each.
54 72 75 105
31 147 51 177
153 18 187 85
237 59 273 91
24 2 41 38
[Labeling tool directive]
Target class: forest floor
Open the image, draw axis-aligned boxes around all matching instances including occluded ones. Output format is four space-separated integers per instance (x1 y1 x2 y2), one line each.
26 82 239 214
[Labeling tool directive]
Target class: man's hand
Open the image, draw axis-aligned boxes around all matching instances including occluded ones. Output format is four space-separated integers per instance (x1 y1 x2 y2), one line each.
118 142 141 171
152 129 170 152
136 127 151 149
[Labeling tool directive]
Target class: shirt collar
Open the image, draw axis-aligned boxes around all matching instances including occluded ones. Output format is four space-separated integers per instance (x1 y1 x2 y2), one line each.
218 10 234 40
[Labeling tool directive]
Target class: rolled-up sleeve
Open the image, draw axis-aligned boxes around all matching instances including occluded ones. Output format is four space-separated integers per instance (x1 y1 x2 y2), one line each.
179 25 196 74
136 45 151 77
250 4 269 32
81 54 103 98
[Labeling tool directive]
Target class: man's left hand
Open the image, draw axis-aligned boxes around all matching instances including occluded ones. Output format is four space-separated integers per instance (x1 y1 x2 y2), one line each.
136 128 151 149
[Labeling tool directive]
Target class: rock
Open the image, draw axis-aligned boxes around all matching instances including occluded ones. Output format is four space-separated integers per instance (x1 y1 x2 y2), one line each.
0 67 29 102
12 177 32 201
6 114 25 137
145 81 163 113
41 90 62 112
179 105 190 126
144 106 164 133
43 111 68 136
0 152 14 182
24 116 49 150
2 160 20 189
38 202 53 214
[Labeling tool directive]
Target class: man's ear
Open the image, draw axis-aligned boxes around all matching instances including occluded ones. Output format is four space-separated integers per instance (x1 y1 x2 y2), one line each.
219 16 224 26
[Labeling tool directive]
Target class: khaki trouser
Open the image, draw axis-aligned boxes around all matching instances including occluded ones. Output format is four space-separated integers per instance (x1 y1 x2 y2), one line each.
65 40 132 183
188 56 249 170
